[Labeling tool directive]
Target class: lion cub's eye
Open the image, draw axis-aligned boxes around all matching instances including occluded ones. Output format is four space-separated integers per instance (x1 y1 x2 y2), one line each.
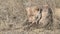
36 8 39 11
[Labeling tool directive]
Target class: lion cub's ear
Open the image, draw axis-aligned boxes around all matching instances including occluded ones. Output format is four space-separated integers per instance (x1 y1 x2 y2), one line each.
35 7 39 11
32 6 39 11
25 7 33 16
26 7 31 12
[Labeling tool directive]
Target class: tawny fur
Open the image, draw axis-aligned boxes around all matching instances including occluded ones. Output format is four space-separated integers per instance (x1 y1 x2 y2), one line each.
26 6 41 24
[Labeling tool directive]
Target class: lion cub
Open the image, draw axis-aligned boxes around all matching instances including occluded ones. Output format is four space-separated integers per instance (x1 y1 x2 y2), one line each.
24 6 42 26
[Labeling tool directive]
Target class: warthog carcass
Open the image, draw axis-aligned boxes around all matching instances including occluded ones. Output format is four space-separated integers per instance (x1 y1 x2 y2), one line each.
39 5 53 29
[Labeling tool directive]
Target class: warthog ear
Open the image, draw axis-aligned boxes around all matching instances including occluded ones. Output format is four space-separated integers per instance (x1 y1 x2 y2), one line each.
43 4 49 9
